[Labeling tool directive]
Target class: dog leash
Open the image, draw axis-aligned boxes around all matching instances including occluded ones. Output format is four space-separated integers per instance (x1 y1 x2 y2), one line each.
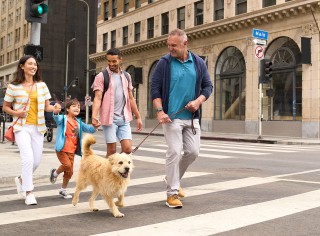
132 107 196 154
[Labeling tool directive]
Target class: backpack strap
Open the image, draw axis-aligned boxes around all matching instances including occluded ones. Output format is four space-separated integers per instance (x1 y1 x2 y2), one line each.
101 69 110 103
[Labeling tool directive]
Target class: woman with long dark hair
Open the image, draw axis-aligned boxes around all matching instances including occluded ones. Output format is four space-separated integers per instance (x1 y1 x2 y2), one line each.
2 55 61 205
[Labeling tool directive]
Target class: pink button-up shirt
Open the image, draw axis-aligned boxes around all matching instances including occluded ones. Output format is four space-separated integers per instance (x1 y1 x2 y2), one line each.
93 67 133 126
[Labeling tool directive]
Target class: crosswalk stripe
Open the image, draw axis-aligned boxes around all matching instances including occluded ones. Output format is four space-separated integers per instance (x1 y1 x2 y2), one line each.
156 143 295 153
92 189 320 236
199 144 295 153
133 146 254 157
0 172 211 202
0 176 278 225
204 141 320 151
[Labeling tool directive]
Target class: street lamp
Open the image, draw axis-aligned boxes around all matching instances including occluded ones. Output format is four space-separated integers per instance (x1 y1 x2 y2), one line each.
65 37 76 103
77 0 90 123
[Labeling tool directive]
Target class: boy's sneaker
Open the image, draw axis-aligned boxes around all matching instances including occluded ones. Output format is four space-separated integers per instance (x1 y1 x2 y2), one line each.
14 176 26 199
50 169 57 184
166 194 183 208
163 176 185 198
59 189 72 199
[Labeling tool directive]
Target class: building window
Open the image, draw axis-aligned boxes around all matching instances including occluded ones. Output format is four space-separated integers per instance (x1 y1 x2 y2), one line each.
236 0 247 15
15 28 20 42
14 48 19 61
135 0 141 9
124 0 129 13
112 0 117 17
0 37 4 50
7 32 12 46
9 0 13 8
8 13 13 28
263 0 276 7
1 18 6 32
194 1 203 26
148 0 155 3
16 7 21 22
23 23 28 38
111 30 116 48
123 26 128 46
214 0 224 21
161 12 169 35
103 33 108 51
147 17 154 39
177 7 185 29
104 1 109 20
134 22 141 42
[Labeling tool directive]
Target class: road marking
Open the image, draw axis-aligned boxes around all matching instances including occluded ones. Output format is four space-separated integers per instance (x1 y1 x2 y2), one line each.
0 172 211 202
133 147 253 157
200 144 295 153
92 189 320 236
0 176 278 225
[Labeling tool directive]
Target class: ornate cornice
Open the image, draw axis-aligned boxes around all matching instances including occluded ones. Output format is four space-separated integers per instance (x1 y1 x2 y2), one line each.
90 0 320 63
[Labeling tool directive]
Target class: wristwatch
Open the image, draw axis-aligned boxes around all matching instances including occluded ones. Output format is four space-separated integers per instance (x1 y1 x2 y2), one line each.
156 107 163 113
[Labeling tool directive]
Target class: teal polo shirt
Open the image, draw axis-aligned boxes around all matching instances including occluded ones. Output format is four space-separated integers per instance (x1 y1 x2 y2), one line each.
168 52 196 120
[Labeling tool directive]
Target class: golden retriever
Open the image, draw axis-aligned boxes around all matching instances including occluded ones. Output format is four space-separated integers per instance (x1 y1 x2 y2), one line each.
72 134 133 218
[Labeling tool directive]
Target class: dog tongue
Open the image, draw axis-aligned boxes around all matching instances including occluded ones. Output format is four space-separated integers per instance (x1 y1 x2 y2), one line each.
121 172 128 178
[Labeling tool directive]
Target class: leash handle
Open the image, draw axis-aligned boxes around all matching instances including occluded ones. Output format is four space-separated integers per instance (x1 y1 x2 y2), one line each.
132 107 186 154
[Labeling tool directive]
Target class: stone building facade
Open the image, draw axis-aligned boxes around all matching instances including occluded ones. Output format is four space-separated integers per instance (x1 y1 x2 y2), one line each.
96 0 320 138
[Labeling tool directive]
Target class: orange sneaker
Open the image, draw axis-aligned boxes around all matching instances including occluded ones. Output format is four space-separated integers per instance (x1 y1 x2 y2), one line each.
166 194 183 208
178 187 185 198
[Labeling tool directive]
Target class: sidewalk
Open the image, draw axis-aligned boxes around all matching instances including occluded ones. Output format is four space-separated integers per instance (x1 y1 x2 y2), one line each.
1 126 320 188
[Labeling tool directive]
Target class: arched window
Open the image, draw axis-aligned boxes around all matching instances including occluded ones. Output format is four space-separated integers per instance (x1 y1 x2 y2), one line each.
126 65 139 107
147 60 158 118
215 47 246 120
264 36 302 121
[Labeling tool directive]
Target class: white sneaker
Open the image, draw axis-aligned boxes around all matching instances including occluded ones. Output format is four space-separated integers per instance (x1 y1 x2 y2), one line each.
25 193 37 205
14 176 26 199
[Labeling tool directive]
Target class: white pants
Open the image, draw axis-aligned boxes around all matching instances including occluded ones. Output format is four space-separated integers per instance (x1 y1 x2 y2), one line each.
163 119 200 196
15 124 44 192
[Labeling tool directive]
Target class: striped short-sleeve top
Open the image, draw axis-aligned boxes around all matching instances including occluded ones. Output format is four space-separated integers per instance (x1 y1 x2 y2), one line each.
4 82 51 134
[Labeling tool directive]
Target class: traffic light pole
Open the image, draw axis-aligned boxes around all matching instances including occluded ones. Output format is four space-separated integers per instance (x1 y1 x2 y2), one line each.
258 60 262 139
30 22 41 45
77 0 90 124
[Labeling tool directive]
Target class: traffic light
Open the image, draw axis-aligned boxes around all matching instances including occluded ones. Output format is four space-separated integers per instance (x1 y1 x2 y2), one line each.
24 44 43 62
60 93 64 103
74 77 79 86
259 59 273 84
25 0 49 24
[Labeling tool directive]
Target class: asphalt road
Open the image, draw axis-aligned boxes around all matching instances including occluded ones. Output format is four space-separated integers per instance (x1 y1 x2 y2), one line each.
1 132 320 236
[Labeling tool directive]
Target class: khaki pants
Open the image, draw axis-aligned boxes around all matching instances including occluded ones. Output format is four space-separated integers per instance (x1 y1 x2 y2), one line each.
162 119 200 196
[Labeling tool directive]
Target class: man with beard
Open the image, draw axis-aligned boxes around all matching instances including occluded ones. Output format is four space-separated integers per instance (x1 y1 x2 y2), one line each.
92 48 142 157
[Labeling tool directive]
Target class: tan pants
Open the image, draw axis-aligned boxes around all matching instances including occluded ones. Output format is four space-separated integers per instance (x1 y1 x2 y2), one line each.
162 119 201 196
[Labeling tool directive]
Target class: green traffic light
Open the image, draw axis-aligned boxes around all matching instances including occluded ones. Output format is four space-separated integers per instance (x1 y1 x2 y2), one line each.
37 5 43 14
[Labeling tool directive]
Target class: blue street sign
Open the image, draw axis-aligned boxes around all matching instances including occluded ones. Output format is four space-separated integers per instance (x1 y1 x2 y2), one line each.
252 28 269 41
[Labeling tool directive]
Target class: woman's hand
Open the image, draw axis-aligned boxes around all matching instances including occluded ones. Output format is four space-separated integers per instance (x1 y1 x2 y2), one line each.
16 108 27 118
53 103 61 114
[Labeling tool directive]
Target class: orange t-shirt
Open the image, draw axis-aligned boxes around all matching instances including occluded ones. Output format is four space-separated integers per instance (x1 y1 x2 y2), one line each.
61 117 78 153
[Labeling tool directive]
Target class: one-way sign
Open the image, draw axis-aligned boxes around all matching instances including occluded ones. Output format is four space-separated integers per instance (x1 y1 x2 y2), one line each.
252 28 269 41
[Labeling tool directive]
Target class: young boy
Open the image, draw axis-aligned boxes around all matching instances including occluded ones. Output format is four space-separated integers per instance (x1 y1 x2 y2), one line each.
50 99 96 199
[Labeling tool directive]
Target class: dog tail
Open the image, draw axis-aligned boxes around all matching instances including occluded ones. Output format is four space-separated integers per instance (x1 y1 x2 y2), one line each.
82 134 96 158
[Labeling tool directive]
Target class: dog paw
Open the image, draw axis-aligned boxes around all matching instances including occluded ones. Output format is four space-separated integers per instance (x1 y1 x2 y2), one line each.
115 201 124 207
72 199 78 206
92 208 99 212
114 212 124 218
